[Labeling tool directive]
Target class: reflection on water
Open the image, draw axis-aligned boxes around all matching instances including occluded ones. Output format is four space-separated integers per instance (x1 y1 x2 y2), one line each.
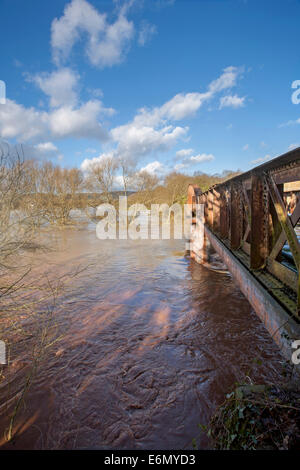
0 227 288 449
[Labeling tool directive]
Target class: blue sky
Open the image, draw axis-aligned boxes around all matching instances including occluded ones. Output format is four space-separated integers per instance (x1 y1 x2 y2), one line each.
1 0 300 183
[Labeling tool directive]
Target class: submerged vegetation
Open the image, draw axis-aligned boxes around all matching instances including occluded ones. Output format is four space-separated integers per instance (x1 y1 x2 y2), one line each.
203 383 300 450
0 146 87 443
194 358 300 451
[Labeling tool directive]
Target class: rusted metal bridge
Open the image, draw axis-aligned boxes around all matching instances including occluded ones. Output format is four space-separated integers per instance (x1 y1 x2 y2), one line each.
188 147 300 365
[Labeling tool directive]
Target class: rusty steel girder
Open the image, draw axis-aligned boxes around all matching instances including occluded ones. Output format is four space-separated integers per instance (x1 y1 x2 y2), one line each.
187 147 300 320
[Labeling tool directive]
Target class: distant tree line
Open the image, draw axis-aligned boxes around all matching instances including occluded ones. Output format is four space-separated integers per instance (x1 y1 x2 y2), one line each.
1 148 242 231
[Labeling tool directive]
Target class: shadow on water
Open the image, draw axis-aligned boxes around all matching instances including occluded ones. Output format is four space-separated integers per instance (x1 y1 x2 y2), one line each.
0 227 289 449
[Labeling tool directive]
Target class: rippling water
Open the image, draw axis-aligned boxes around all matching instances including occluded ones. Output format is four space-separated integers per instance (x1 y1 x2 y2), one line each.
0 227 288 449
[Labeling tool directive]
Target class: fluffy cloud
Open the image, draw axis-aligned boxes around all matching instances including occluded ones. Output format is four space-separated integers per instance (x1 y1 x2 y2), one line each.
190 153 214 163
81 151 115 172
111 123 188 160
80 66 244 170
175 148 194 159
32 68 79 108
34 142 58 152
18 141 62 162
160 92 211 120
173 151 215 171
49 100 112 140
13 64 115 143
0 98 111 142
0 99 49 141
209 66 244 93
1 63 244 172
51 0 135 68
140 160 165 175
117 66 244 129
219 94 246 109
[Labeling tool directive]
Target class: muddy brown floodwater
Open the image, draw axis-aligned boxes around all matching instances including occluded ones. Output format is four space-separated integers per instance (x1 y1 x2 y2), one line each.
0 226 289 449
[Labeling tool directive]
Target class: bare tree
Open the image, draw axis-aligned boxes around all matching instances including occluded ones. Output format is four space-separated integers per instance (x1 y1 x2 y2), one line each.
131 170 159 206
134 170 159 193
86 156 118 203
0 146 87 443
118 156 136 197
0 145 40 269
164 172 190 205
33 162 84 225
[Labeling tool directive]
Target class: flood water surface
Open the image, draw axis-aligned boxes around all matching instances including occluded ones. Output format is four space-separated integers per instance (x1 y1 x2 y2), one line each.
0 227 288 449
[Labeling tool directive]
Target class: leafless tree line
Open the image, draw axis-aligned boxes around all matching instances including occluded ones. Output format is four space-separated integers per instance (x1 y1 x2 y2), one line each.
0 143 241 239
0 145 89 442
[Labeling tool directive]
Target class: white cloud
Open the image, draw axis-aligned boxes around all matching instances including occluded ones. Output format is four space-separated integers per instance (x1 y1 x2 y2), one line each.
190 153 215 163
34 142 58 152
176 148 194 159
174 151 215 171
81 66 244 169
49 100 112 140
51 0 135 68
208 66 244 93
1 65 245 161
81 151 115 172
32 68 79 108
124 66 244 126
251 154 271 165
0 99 49 141
17 64 115 143
219 94 246 109
140 160 165 175
114 174 126 188
111 123 188 161
160 92 211 120
279 118 300 128
0 98 111 143
20 141 62 161
2 62 244 171
138 21 157 46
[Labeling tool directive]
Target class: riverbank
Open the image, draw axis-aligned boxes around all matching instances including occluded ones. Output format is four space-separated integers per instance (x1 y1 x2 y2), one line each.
201 380 300 450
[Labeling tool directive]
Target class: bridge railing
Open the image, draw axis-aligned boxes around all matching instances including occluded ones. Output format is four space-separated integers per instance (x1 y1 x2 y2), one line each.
188 147 300 319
